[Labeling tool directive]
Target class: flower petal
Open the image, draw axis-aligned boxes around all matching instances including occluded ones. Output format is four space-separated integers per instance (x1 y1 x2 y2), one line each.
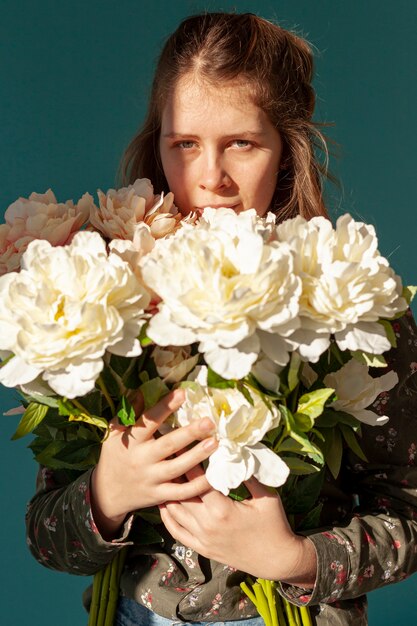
250 443 290 487
335 322 391 353
204 334 260 379
206 445 254 495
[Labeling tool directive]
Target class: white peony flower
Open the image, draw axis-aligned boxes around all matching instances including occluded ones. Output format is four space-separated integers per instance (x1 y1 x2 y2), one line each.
0 189 92 275
152 345 199 383
323 358 398 425
251 353 283 393
174 367 288 495
0 231 150 398
198 206 277 243
109 223 156 288
276 214 407 361
141 208 301 379
90 178 191 241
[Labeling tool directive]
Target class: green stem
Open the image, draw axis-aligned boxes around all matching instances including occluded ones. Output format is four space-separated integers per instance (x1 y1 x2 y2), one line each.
275 596 287 625
293 605 302 626
71 397 92 416
299 606 313 626
263 580 279 626
88 569 103 626
289 383 300 414
253 582 273 626
97 376 116 417
96 560 112 626
104 553 121 626
240 581 257 606
282 598 297 626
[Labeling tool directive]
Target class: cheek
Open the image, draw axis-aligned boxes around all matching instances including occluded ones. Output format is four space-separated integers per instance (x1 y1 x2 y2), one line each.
244 165 278 212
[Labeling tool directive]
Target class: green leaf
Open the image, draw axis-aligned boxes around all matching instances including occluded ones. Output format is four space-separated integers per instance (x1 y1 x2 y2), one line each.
378 320 397 348
237 383 255 406
340 424 368 462
58 398 80 417
278 404 293 431
68 413 109 430
316 408 361 430
207 367 237 389
53 440 99 464
283 470 325 514
322 427 343 479
136 508 162 524
287 352 301 392
139 323 154 347
297 503 323 531
280 457 320 475
402 285 417 305
296 388 335 420
352 350 387 368
139 377 169 411
109 354 132 377
228 483 251 501
117 395 136 427
34 440 67 467
34 439 99 470
11 402 49 440
100 362 122 397
18 391 60 409
78 390 103 416
293 412 314 432
276 438 304 454
135 520 163 545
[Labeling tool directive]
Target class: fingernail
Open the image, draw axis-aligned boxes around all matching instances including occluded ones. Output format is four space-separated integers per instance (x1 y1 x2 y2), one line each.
203 437 217 450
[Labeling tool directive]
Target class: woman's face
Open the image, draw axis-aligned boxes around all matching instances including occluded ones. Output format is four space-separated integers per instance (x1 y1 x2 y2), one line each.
159 76 283 216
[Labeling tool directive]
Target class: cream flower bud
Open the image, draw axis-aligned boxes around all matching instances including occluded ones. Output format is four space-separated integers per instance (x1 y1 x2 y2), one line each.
152 345 199 383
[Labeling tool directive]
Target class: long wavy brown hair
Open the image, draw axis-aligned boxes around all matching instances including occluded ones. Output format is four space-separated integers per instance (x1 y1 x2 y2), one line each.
120 12 330 221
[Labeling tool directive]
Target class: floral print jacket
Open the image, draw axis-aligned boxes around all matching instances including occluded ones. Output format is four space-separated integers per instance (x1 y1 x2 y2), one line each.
25 310 417 625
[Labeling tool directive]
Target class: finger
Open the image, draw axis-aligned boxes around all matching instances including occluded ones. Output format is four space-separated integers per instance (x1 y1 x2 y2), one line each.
159 504 198 549
159 437 217 481
184 463 205 481
131 390 144 416
244 477 277 500
152 418 216 460
161 474 212 501
133 389 185 436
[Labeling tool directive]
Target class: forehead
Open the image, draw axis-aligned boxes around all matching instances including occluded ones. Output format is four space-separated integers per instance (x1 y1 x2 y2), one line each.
161 74 268 134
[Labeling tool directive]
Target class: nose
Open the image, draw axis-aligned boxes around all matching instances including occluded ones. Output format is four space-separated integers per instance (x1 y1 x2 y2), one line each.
198 151 231 192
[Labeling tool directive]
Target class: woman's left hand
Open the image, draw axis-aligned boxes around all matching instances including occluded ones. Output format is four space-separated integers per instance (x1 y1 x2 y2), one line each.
159 466 317 586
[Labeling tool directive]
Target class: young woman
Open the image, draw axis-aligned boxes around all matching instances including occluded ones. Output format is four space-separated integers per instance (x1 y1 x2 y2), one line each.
26 12 417 626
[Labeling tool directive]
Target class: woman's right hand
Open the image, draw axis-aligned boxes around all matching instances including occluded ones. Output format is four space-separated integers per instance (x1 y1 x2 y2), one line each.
90 389 217 539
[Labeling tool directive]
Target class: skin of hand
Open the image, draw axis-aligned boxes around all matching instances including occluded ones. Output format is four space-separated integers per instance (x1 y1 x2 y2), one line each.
159 465 317 587
90 389 218 539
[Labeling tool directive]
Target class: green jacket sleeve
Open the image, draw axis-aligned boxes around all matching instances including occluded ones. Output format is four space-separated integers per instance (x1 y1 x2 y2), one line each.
26 466 133 575
279 310 417 606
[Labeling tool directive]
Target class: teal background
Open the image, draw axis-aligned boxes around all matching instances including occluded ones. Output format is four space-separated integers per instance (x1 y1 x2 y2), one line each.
0 1 416 624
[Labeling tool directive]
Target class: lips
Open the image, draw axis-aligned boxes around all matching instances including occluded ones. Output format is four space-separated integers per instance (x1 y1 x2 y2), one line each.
195 203 239 212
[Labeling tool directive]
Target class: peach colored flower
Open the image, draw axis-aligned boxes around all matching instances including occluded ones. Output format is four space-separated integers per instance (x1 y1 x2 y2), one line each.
90 178 194 241
0 189 92 275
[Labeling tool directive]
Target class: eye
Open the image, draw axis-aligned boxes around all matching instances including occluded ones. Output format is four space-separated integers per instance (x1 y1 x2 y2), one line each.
230 139 253 149
174 140 197 150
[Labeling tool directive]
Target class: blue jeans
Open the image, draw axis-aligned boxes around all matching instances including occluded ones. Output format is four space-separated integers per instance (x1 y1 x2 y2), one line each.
115 598 265 626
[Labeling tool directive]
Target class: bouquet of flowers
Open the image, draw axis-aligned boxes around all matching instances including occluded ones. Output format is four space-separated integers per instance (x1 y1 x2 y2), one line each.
0 180 414 626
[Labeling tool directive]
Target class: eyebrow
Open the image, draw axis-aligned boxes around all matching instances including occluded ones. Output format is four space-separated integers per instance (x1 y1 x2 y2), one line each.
161 131 267 139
